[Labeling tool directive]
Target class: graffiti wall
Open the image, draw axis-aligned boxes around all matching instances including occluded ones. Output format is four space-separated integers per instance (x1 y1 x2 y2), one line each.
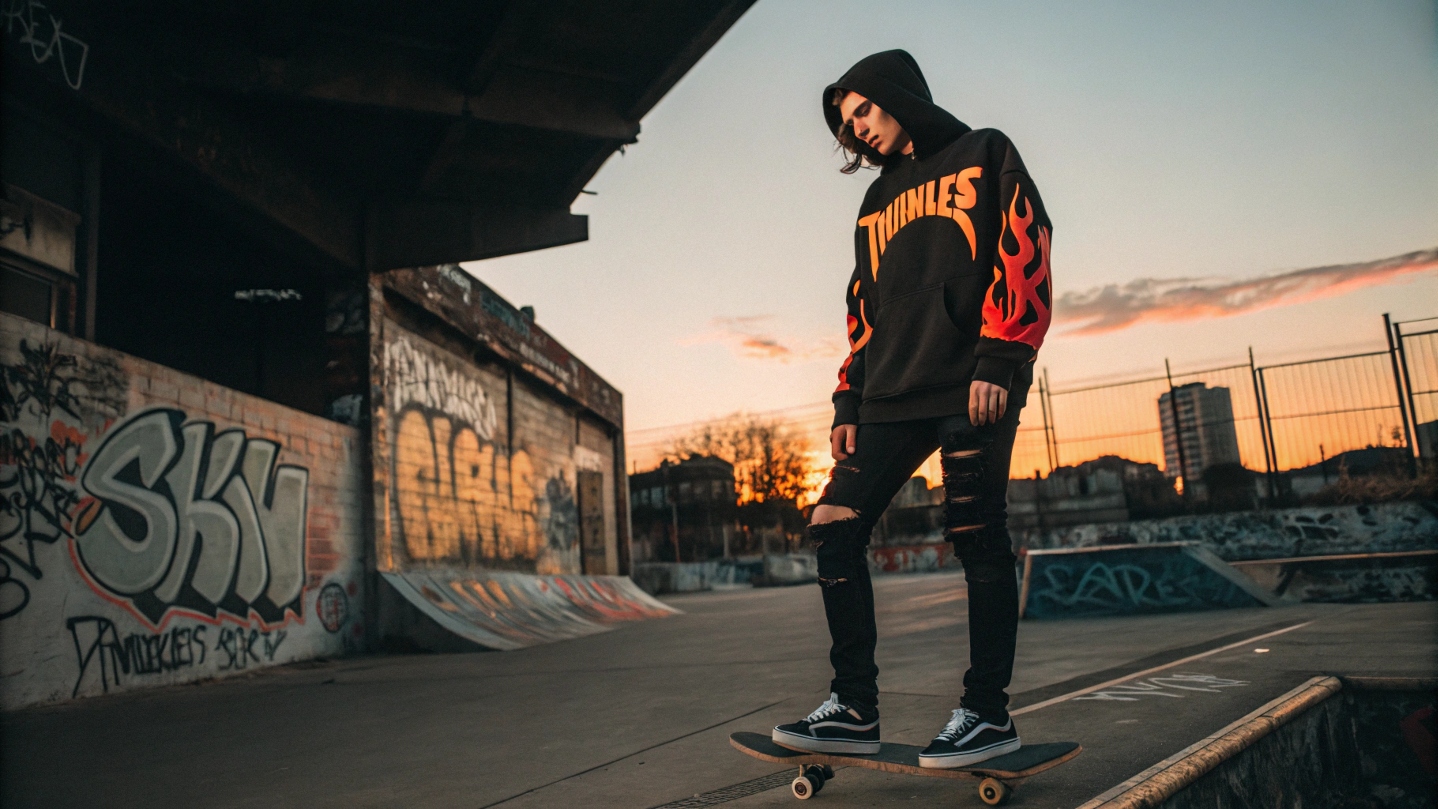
1021 501 1437 561
1019 543 1277 620
0 313 365 709
371 268 622 579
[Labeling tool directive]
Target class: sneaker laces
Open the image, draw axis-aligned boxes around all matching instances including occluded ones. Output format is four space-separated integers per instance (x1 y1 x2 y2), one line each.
805 692 847 723
935 708 980 742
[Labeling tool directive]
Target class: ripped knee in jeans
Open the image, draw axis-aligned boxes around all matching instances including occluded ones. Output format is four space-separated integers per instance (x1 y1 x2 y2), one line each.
940 438 991 539
811 517 867 588
818 462 863 510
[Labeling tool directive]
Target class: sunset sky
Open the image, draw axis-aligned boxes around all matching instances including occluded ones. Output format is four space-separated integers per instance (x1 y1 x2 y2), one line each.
463 0 1438 471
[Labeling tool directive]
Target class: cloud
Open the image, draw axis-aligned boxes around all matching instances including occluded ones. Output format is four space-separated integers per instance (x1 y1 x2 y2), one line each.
1056 248 1438 335
684 316 845 363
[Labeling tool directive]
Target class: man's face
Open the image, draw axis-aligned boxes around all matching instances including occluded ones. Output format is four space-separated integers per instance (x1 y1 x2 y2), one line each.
839 91 911 156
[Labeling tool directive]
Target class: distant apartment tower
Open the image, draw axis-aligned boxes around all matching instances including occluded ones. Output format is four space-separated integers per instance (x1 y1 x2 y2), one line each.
1158 383 1242 478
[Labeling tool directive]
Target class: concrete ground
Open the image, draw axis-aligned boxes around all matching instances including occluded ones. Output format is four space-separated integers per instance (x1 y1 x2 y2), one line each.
3 573 1434 808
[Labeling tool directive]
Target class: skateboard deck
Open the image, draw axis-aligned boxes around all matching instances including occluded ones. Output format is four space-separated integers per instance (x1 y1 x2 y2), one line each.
730 731 1081 804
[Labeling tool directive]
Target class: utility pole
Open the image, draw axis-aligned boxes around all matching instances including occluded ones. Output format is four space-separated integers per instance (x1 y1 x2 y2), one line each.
662 462 681 563
1386 314 1420 470
1248 347 1278 504
1043 367 1060 469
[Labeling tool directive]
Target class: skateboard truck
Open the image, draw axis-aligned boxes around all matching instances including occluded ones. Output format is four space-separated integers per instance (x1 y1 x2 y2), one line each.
790 764 834 800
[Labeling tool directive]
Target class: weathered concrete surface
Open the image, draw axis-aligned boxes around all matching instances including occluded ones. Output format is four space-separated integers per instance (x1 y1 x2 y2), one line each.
1024 501 1438 560
1234 552 1436 603
1149 683 1437 809
2 574 1434 808
630 554 816 595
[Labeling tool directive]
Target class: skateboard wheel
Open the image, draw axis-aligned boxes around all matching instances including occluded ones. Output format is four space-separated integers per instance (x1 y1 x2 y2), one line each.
978 777 1010 806
820 765 835 779
791 774 819 800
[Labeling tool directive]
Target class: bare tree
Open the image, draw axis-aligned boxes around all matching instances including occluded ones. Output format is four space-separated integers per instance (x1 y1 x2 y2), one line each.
666 414 814 504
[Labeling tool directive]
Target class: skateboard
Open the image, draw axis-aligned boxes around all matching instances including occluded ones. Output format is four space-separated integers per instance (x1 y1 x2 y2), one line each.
730 731 1081 805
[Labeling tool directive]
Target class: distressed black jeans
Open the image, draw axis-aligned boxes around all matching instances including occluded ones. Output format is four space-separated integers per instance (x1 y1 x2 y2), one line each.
811 366 1030 719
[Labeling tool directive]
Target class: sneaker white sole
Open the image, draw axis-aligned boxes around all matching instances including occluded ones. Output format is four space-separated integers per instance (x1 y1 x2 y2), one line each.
917 737 1021 769
772 727 881 755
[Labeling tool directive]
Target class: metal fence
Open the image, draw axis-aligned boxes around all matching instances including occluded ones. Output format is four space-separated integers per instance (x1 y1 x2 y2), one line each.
626 314 1436 504
1018 315 1435 491
1396 316 1438 457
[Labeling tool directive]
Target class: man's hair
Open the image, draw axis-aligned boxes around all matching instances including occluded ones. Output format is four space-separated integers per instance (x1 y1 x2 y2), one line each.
831 88 876 175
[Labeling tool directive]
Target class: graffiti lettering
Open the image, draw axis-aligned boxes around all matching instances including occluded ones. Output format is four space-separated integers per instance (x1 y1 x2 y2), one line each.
393 406 541 563
1027 556 1253 617
1 0 89 90
384 334 498 439
214 626 285 671
316 582 348 633
1 340 90 618
1074 673 1249 702
544 475 577 552
74 408 309 627
67 615 208 696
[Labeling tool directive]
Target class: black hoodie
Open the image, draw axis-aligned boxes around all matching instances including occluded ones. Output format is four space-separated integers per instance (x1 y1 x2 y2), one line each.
825 50 1052 427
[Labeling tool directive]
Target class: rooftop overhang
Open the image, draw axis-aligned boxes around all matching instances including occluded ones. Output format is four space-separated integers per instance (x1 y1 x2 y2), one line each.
2 0 754 271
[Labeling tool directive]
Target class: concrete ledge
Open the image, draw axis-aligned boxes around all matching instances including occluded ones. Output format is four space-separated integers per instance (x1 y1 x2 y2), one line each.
1077 675 1343 808
631 554 816 595
1231 549 1437 603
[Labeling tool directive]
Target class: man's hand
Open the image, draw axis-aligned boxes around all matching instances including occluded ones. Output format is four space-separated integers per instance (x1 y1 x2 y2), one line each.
831 424 858 461
969 381 1008 426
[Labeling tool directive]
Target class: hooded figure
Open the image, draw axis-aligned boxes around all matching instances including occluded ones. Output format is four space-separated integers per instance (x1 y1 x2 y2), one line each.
824 49 1053 427
822 49 970 163
770 51 1056 771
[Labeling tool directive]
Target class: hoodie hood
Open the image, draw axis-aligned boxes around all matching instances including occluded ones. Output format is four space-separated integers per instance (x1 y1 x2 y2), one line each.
823 50 970 163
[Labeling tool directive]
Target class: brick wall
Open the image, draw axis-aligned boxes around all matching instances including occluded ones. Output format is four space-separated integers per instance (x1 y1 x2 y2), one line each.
0 313 366 709
373 313 625 576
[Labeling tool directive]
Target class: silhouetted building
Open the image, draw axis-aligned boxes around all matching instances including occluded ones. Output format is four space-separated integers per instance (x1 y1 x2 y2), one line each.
1010 465 1129 532
1159 383 1241 480
630 456 738 563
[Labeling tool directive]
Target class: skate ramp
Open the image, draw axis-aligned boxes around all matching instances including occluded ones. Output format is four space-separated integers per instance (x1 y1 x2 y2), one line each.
382 569 678 651
1230 550 1437 603
1020 542 1279 620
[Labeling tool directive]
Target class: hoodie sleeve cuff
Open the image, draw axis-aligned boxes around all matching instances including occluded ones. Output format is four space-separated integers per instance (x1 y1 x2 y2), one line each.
973 357 1020 391
832 394 862 428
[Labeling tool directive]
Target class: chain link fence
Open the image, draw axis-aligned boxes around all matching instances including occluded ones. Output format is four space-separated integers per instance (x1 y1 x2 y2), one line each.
626 314 1436 513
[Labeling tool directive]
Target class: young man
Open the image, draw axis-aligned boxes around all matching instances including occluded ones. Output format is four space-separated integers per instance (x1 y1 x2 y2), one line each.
772 50 1052 769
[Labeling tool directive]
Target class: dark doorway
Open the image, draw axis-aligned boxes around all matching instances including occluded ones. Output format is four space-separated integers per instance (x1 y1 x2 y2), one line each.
577 470 607 575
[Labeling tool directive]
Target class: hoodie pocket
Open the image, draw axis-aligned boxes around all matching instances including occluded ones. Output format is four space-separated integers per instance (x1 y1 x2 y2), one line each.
863 283 971 400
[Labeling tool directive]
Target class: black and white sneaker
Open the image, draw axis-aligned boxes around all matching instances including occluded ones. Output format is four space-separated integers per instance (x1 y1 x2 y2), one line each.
917 708 1020 769
772 692 881 754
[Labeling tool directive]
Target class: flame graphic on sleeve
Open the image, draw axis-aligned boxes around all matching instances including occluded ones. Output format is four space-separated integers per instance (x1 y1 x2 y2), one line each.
836 299 872 392
981 187 1051 349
